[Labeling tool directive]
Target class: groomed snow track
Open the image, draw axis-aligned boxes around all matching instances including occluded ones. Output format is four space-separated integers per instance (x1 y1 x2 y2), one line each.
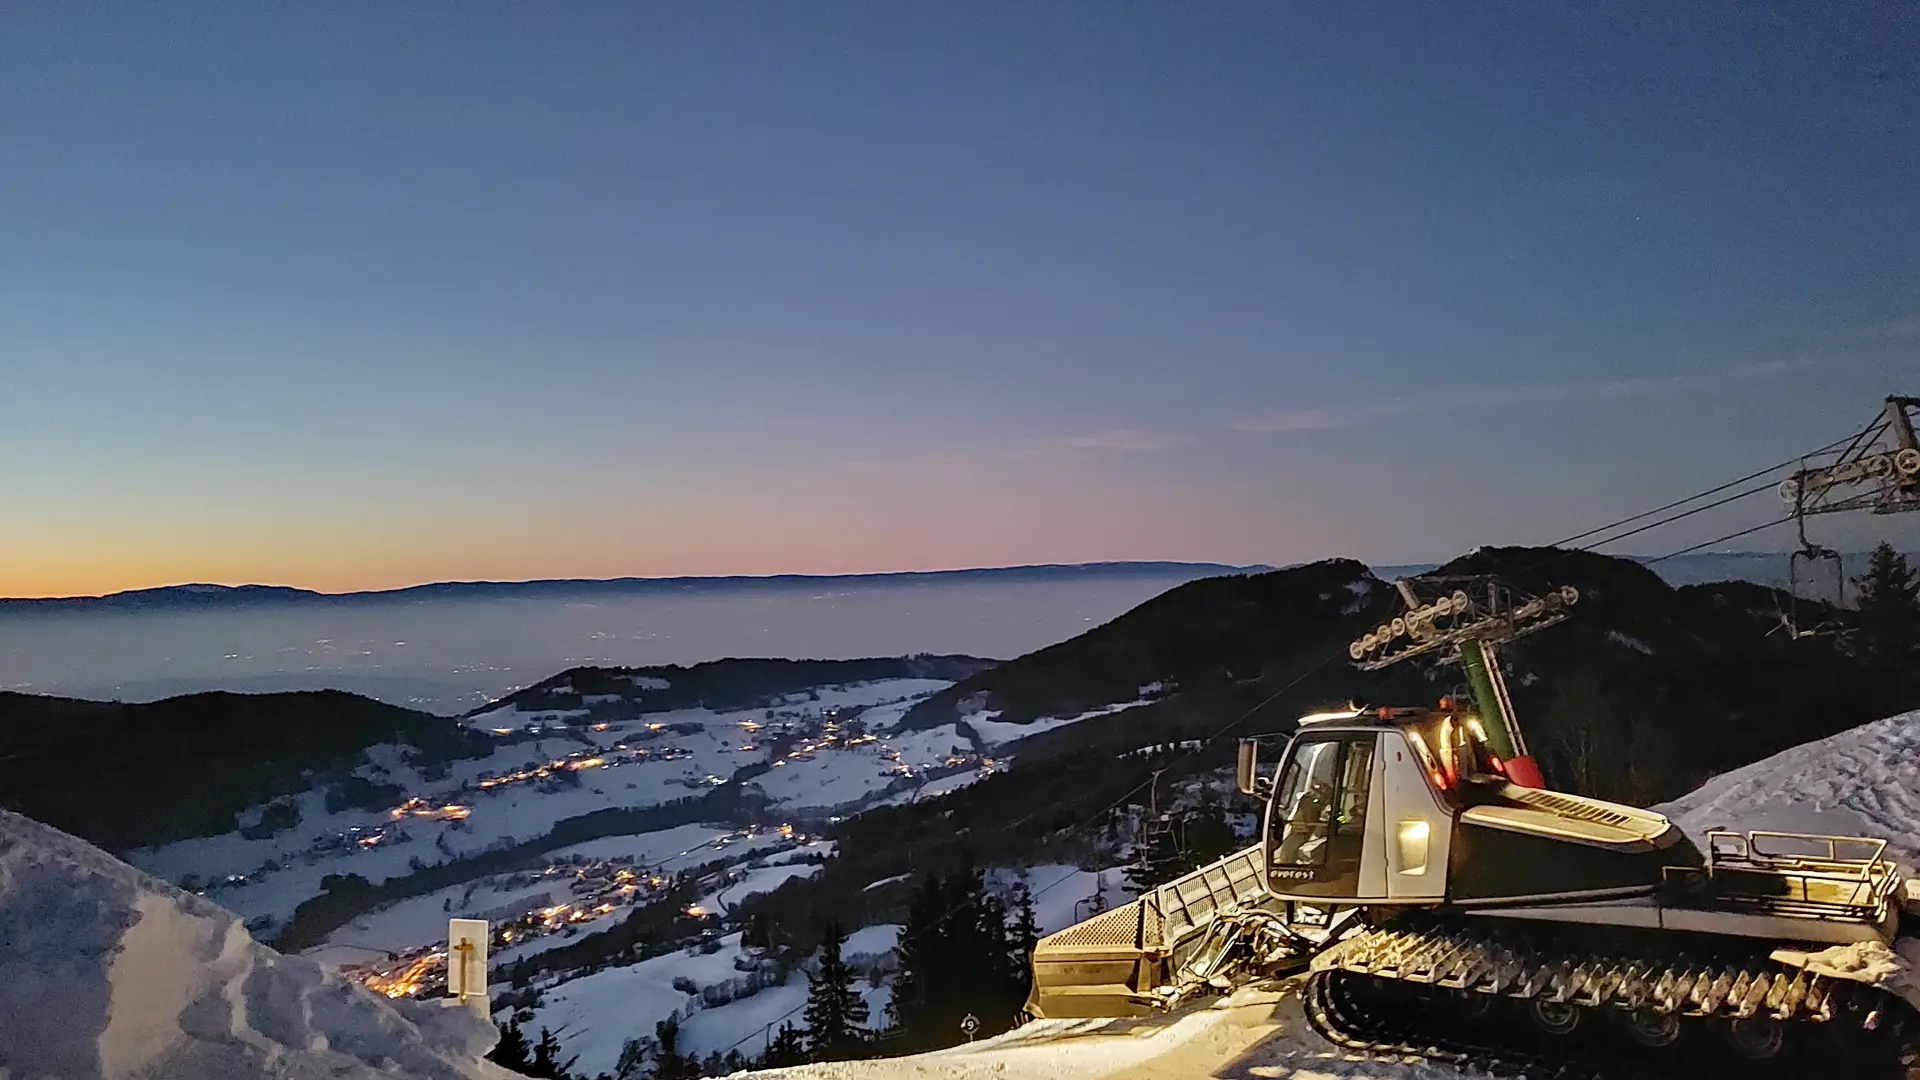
1301 918 1920 1080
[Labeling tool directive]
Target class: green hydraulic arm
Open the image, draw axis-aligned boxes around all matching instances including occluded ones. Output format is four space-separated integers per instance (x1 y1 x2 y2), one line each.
1357 577 1575 787
1458 638 1526 765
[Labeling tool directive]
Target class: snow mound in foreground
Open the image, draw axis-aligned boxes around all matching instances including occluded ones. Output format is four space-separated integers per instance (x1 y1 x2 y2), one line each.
1657 708 1920 870
0 809 512 1080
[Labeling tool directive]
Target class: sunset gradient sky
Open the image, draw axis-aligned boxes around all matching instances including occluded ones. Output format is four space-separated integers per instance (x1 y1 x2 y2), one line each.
3 3 1917 597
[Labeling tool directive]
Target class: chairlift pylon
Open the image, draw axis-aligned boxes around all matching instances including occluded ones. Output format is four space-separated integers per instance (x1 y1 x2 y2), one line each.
1771 394 1920 639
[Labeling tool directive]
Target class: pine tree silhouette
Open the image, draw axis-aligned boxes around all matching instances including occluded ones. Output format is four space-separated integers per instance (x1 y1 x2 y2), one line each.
890 860 1029 1051
528 1026 578 1079
803 920 871 1061
1856 542 1920 681
759 1022 809 1068
646 1017 697 1080
487 1019 532 1072
1007 886 1040 1008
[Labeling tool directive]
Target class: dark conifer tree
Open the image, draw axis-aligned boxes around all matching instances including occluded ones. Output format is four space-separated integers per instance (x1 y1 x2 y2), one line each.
803 920 871 1061
1855 542 1920 683
646 1018 697 1080
742 911 773 951
975 888 1012 1023
488 1020 533 1072
528 1027 578 1079
759 1023 809 1068
1007 885 1040 1007
889 870 947 1044
1179 799 1240 872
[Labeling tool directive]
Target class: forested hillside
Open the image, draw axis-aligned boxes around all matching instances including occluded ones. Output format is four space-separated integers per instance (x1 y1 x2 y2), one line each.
0 690 492 851
474 656 996 721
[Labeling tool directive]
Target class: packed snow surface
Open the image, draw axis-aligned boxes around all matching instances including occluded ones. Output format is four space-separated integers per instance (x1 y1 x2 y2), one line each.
1658 708 1920 869
0 808 513 1080
735 982 1466 1080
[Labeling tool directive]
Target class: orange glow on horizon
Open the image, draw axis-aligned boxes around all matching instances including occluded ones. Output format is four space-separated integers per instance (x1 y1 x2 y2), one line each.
1 538 1261 601
2 472 1295 599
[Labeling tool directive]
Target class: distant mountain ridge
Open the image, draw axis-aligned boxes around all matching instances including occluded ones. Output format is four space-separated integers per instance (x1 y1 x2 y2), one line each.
0 561 1270 612
6 551 1897 613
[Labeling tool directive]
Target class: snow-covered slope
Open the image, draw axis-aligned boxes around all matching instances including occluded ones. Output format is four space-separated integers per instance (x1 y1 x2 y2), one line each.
517 931 896 1075
1657 708 1920 869
0 808 512 1080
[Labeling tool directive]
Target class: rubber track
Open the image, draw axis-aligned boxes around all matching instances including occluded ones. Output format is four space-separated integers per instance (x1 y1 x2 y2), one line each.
1296 921 1920 1079
1324 922 1842 1021
1304 968 1607 1080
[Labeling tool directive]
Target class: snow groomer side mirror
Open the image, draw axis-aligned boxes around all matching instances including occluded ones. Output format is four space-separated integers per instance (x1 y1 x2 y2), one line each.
1236 737 1261 796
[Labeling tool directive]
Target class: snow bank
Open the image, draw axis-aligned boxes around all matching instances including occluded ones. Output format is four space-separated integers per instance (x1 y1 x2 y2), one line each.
0 808 513 1080
1657 709 1920 870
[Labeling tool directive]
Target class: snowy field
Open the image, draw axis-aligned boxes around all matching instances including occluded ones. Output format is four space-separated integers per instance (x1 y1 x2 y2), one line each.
131 669 1158 940
515 931 899 1074
129 678 968 934
126 667 1163 986
990 865 1137 936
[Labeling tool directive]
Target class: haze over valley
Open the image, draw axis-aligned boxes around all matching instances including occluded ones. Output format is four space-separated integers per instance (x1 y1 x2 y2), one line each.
0 565 1239 710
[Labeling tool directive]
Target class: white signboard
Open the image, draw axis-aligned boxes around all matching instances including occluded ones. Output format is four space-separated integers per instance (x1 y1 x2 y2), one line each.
447 919 489 1014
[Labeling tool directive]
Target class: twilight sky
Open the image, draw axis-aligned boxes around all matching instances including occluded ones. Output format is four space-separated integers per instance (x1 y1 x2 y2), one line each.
3 3 1916 597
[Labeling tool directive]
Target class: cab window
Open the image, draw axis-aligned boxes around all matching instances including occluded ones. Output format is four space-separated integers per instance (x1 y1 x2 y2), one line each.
1270 738 1343 866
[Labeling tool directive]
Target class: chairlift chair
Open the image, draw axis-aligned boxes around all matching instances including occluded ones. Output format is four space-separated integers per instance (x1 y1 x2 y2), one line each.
1782 541 1846 640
